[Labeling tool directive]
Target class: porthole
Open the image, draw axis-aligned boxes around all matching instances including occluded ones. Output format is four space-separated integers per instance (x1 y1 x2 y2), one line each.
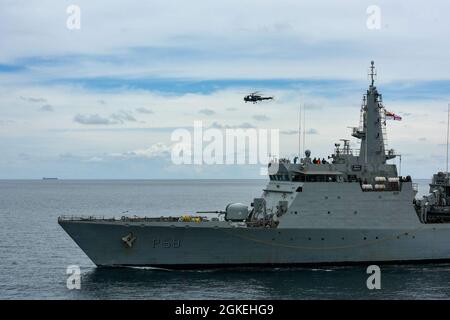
325 196 328 199
327 211 331 214
354 211 358 214
375 236 379 240
337 196 341 199
363 237 367 240
308 237 312 240
321 238 325 241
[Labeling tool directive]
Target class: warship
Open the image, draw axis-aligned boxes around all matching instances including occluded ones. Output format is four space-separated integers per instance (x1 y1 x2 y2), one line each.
59 62 450 268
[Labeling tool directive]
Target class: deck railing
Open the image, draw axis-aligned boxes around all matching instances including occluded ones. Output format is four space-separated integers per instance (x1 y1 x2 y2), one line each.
58 215 207 223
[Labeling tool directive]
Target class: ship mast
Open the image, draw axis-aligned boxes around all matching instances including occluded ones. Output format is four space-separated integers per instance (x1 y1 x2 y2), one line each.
446 103 449 179
369 60 376 87
352 61 395 166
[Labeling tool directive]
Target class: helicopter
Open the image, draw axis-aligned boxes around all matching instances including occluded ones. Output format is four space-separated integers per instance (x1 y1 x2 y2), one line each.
243 91 274 104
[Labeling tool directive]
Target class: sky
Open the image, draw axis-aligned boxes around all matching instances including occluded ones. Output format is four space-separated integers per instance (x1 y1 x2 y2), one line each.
0 0 449 179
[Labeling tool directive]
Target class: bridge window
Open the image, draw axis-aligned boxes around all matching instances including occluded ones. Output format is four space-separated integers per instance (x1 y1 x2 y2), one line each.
306 175 318 182
293 174 339 182
292 175 305 182
306 175 330 182
270 175 290 181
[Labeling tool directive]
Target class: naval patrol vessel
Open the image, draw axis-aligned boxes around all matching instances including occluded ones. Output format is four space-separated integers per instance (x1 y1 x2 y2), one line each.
59 62 450 268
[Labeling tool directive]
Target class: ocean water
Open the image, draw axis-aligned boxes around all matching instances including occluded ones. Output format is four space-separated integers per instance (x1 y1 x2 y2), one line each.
1 179 450 300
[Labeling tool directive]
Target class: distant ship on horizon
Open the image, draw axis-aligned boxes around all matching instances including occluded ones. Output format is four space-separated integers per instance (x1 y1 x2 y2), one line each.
42 177 58 180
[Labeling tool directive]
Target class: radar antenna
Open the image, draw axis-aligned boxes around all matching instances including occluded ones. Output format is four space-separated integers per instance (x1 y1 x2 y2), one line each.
368 60 377 86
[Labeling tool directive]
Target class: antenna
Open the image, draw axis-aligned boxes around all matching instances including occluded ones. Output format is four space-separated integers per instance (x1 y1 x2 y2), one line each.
397 154 402 176
302 104 306 155
446 103 450 178
298 104 302 157
368 60 377 86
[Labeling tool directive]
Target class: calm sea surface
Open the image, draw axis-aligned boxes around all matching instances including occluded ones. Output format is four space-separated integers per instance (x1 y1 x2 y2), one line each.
1 179 450 300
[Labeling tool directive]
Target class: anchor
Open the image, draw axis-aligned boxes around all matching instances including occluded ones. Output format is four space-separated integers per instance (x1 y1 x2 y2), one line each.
121 232 136 248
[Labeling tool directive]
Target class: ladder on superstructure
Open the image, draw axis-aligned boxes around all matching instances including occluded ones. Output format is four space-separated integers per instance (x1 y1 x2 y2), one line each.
379 103 389 154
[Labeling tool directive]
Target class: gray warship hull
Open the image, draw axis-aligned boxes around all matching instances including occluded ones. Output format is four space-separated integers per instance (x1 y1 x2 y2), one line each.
59 218 450 268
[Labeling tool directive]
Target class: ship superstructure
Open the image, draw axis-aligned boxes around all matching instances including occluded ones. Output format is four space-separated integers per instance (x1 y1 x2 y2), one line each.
59 62 450 268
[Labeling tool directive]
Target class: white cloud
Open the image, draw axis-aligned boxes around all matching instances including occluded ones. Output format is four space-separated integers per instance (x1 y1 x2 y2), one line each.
118 142 171 159
210 121 256 129
74 113 115 125
38 104 54 112
110 111 137 123
198 108 215 116
20 96 46 103
281 130 298 135
253 114 270 122
73 111 137 125
306 128 319 135
135 107 154 114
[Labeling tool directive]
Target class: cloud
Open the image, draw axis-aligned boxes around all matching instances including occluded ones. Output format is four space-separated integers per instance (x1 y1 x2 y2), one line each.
84 156 103 163
119 142 171 159
74 111 138 125
306 128 319 134
281 130 298 135
304 102 323 110
210 121 255 129
74 114 115 125
0 119 15 126
20 96 46 103
59 143 172 163
253 114 270 121
110 111 137 123
59 153 79 160
281 128 318 135
135 107 154 114
226 107 237 111
38 104 54 112
198 108 215 116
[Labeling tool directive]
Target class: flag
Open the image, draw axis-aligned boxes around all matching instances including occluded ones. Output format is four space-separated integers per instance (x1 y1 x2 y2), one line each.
385 111 402 121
